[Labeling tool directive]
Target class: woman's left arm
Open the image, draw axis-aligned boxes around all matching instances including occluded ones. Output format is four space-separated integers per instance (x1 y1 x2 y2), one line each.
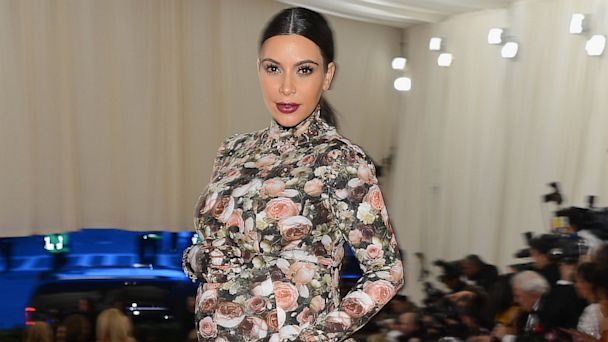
300 145 405 341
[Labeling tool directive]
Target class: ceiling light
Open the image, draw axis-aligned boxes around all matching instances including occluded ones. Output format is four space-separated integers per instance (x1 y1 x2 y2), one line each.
437 53 453 67
586 35 606 56
391 57 407 70
501 42 519 59
569 14 586 34
394 77 412 91
488 28 504 45
429 37 442 51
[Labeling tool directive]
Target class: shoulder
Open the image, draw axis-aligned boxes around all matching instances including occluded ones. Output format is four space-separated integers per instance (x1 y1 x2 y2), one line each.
315 132 379 185
221 130 259 150
320 131 373 167
215 127 266 157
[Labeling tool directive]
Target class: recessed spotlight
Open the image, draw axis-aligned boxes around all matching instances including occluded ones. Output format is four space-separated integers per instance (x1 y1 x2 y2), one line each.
501 42 519 59
429 37 442 51
586 35 606 56
437 53 453 67
488 28 504 45
394 77 412 91
569 14 586 34
391 57 407 70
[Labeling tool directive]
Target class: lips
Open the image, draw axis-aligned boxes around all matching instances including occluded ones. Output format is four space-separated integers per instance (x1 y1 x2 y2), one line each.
276 103 300 114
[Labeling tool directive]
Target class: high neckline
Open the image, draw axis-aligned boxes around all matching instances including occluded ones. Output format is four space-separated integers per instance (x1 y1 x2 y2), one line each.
262 109 332 152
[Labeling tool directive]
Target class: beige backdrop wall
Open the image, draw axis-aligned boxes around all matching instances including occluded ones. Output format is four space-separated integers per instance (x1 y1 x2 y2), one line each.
0 0 402 236
391 0 608 300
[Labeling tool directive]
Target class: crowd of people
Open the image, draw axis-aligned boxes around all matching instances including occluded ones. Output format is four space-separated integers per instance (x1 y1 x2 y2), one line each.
349 239 608 342
21 241 608 342
24 307 138 342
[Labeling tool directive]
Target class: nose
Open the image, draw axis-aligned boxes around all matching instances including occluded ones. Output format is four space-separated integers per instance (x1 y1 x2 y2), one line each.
279 74 295 96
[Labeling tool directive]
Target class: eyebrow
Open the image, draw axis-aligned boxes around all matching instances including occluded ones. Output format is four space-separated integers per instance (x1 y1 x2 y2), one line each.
259 58 320 67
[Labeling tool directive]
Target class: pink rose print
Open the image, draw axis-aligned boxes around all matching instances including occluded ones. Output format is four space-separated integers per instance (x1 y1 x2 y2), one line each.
365 243 384 259
225 209 244 231
342 291 375 318
297 154 317 166
287 262 316 285
364 185 385 211
304 178 324 196
325 311 352 332
309 296 325 313
357 163 374 183
296 307 316 324
255 154 277 169
390 260 405 284
273 281 299 312
262 178 286 197
363 280 396 306
239 316 268 340
197 288 218 313
214 301 245 328
245 296 268 314
265 197 300 220
198 317 217 338
348 229 363 245
278 216 312 241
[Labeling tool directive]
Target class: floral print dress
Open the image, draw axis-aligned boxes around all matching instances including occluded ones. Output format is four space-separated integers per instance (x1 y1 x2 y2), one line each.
182 111 404 342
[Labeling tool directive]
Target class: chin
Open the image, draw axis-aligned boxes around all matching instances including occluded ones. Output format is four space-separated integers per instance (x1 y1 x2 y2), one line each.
273 114 307 128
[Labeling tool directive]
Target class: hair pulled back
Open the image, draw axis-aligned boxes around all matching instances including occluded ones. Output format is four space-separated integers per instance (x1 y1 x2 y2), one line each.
260 7 338 127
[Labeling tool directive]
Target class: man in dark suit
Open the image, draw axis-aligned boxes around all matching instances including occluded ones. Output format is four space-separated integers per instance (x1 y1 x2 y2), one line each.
511 270 584 341
511 270 552 341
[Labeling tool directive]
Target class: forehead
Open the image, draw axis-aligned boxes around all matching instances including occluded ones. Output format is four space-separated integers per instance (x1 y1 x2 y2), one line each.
260 34 323 61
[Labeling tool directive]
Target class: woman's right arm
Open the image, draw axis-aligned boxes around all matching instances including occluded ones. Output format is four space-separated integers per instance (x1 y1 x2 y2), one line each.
182 138 229 281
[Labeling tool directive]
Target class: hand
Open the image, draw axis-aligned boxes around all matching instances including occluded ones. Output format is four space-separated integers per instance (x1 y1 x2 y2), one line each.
492 323 510 339
448 290 476 302
560 328 600 342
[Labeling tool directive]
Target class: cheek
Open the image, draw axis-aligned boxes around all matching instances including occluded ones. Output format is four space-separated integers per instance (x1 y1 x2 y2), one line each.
260 77 277 95
299 79 324 98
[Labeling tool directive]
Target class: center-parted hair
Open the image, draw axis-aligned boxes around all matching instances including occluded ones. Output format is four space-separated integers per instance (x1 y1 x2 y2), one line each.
260 7 338 127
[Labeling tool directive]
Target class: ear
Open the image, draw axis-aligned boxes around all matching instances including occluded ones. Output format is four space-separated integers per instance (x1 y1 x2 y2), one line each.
322 62 336 91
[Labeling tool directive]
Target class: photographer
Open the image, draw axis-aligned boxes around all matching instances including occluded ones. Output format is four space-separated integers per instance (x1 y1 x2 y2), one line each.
417 260 490 340
461 254 499 293
435 260 484 295
527 235 561 288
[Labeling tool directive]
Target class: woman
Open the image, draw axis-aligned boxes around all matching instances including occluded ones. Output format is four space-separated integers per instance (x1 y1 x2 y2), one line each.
24 321 54 342
576 262 602 339
95 308 136 342
182 7 404 342
566 263 608 342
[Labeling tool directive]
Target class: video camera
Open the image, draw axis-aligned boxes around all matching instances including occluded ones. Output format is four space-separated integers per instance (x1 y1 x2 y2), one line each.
514 232 589 263
513 184 608 264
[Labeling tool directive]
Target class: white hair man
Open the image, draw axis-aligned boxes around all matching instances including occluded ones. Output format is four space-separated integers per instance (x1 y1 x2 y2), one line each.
512 270 550 313
489 271 552 341
514 269 589 341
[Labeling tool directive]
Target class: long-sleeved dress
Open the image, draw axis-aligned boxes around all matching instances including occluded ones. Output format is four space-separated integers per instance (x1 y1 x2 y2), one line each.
182 111 404 342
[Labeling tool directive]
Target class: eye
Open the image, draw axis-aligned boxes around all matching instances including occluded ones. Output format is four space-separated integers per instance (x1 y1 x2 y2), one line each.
298 65 314 75
264 63 280 74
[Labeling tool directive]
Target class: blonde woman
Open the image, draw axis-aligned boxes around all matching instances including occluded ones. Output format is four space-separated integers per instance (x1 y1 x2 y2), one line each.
24 321 54 342
96 308 136 342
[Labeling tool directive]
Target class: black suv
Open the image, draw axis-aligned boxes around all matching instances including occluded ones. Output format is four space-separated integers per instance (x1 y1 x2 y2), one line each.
25 265 198 342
